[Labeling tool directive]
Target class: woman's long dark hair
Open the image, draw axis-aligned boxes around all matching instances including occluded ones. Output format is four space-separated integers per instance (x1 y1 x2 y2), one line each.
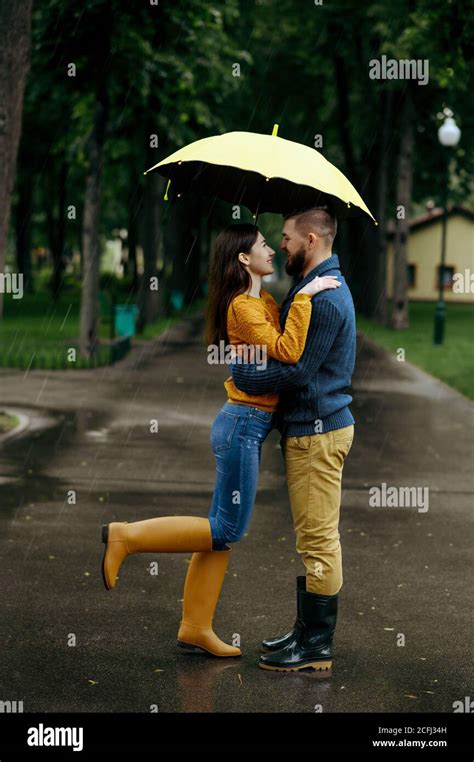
206 223 259 346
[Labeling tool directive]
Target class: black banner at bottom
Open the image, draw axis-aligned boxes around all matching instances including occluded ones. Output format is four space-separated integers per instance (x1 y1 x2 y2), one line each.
0 712 472 757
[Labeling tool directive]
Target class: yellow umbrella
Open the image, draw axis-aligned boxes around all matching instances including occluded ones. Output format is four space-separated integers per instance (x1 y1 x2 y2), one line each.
144 125 376 223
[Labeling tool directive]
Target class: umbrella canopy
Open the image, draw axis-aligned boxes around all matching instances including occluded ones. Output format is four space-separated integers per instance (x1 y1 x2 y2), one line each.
144 128 376 223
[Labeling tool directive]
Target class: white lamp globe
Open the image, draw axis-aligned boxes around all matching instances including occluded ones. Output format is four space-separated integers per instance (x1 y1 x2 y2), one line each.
438 117 461 147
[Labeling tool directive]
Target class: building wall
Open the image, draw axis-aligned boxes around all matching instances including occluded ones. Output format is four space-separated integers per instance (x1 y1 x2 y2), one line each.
387 214 474 302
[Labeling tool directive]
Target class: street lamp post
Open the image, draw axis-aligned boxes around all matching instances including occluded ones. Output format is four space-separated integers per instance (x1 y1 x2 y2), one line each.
434 112 461 345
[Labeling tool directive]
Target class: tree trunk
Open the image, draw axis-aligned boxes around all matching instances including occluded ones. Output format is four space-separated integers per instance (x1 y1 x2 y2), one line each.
46 160 68 302
52 161 67 301
15 165 33 293
185 196 202 306
374 89 394 324
199 201 212 287
136 1 165 329
391 88 414 330
332 45 359 188
137 145 163 331
127 192 139 291
166 195 194 313
79 88 108 357
0 0 32 317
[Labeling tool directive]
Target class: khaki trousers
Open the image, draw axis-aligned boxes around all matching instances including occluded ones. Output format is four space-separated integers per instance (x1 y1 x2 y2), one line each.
281 425 354 595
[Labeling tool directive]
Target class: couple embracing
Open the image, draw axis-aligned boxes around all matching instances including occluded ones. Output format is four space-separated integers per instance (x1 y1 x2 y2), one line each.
101 205 355 673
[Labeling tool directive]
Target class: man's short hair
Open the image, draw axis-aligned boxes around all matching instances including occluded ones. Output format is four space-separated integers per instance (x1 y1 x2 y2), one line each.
284 205 337 244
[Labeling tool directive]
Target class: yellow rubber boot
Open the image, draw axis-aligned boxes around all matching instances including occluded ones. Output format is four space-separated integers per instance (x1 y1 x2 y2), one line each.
177 549 242 658
101 517 213 590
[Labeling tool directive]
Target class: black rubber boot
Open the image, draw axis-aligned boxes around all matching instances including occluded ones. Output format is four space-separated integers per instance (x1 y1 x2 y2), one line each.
261 576 306 651
258 589 338 672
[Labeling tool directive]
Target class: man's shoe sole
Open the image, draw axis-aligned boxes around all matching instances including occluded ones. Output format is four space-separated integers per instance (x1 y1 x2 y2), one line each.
258 660 332 672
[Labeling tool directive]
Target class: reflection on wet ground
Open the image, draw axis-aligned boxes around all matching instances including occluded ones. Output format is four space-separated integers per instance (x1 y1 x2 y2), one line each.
0 319 472 712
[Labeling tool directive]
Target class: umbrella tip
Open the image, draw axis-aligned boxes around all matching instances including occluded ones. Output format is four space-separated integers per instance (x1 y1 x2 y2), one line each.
272 123 279 136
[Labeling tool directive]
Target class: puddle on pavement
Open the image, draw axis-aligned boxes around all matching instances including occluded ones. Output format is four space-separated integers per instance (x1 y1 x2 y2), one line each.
0 407 111 521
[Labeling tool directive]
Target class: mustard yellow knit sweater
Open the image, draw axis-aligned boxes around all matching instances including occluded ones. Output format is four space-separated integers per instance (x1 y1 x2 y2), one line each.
224 289 312 412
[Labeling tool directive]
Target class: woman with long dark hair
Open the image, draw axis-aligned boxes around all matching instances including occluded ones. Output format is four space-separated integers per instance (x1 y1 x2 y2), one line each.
101 223 340 658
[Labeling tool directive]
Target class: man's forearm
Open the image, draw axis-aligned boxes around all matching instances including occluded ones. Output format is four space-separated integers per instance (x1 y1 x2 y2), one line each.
231 299 342 394
231 357 288 395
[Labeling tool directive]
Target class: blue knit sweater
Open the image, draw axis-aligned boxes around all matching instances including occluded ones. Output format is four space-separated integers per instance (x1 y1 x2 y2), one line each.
231 254 356 436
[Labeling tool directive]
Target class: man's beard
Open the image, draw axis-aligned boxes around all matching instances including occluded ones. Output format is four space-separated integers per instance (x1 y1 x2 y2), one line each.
285 246 307 277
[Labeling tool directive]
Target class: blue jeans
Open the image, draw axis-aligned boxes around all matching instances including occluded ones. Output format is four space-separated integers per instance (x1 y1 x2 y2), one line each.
208 402 275 549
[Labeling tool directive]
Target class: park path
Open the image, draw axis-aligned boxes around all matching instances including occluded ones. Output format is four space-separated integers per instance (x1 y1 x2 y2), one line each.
0 311 472 712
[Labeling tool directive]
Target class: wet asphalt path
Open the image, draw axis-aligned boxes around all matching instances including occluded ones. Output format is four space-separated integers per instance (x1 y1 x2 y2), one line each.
0 312 472 713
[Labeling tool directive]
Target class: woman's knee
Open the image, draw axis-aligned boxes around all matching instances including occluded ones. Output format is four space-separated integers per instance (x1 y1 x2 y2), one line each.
211 539 231 551
214 523 246 545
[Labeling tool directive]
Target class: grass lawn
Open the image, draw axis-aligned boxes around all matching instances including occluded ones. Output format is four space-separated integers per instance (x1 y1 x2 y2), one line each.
0 280 203 369
0 411 19 434
357 302 474 400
